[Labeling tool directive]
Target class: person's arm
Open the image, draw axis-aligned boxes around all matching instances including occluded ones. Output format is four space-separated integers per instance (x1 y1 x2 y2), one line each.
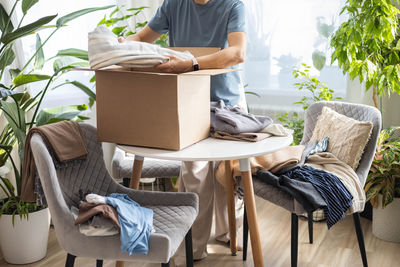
155 31 247 73
118 25 162 43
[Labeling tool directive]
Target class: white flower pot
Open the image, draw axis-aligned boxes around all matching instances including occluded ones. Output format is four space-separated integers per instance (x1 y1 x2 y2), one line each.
0 207 51 264
372 196 400 243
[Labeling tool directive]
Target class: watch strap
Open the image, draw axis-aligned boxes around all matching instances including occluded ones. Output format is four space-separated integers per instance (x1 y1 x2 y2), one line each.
192 57 199 71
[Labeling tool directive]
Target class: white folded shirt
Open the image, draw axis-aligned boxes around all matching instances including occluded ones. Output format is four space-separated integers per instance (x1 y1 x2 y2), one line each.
88 25 194 69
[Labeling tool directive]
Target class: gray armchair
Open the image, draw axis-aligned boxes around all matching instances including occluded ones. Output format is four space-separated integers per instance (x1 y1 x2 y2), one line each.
243 101 381 267
30 123 198 267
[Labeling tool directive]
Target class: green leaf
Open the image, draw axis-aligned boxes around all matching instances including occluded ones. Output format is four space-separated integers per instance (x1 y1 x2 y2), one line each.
13 74 51 87
34 34 45 70
53 56 89 73
67 80 96 100
22 0 39 15
55 48 88 61
312 50 326 71
56 5 114 28
89 98 95 108
36 104 88 126
0 46 15 70
126 6 149 11
244 91 261 98
1 15 57 45
0 100 26 159
0 3 14 34
112 26 127 36
0 177 15 197
8 68 20 80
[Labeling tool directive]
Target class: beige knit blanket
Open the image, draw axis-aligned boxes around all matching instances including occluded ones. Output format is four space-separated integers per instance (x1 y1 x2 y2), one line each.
305 152 365 213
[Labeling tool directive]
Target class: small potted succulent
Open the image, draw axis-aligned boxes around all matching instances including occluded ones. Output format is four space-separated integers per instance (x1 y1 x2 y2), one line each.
365 126 400 242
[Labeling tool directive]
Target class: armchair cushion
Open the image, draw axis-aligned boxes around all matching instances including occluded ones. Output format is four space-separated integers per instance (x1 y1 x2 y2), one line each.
310 106 373 170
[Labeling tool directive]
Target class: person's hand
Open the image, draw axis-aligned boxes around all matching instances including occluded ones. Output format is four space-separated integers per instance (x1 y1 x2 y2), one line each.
118 37 125 43
155 55 193 73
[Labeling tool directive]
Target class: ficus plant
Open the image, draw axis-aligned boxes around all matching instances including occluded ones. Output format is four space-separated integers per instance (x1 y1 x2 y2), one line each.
330 0 400 108
0 0 113 222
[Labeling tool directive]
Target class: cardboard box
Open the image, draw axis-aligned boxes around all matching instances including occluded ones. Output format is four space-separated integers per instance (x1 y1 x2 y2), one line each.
94 47 236 150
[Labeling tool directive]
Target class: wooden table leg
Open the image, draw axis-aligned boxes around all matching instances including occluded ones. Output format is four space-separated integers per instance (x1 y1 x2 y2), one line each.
239 158 264 267
129 155 144 190
116 156 144 267
224 160 238 255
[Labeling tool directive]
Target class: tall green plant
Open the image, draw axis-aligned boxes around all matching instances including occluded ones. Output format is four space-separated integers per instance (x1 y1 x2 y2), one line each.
365 127 400 208
276 63 342 145
330 0 400 108
0 0 113 222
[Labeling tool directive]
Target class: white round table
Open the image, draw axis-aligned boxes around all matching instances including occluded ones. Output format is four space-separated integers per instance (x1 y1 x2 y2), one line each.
118 135 293 267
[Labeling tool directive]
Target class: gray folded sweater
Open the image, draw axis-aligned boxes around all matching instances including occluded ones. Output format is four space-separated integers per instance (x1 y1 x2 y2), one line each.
210 100 273 134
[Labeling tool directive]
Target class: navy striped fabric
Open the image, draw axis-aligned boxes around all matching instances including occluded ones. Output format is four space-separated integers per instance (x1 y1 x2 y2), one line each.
284 165 353 229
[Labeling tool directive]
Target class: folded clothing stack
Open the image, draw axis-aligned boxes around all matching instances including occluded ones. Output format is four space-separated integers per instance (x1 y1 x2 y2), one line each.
210 100 292 142
88 25 194 69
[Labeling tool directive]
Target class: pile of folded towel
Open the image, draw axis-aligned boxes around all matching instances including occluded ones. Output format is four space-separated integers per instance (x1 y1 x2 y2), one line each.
88 25 194 69
210 100 292 142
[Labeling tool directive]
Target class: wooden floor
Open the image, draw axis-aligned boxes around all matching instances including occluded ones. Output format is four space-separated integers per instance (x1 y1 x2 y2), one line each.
1 196 399 267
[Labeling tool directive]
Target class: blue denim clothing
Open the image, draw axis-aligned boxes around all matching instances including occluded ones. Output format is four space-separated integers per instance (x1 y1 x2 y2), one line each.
148 0 246 106
284 166 353 229
105 193 153 255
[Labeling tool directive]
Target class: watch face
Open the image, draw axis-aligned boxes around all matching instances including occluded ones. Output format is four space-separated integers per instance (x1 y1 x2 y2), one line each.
194 64 199 71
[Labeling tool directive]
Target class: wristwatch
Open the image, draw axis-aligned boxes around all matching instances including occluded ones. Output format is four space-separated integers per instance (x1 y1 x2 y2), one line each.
192 57 199 71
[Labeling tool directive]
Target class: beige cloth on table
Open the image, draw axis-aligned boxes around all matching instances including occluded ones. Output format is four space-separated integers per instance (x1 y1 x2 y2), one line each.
211 131 272 142
305 152 366 213
21 121 88 202
215 145 305 189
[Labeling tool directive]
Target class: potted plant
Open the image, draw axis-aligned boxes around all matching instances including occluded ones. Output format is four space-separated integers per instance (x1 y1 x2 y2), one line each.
276 63 342 145
0 1 112 264
364 127 400 242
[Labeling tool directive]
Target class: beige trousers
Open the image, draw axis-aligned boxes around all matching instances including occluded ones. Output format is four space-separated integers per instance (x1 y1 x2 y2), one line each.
178 161 243 260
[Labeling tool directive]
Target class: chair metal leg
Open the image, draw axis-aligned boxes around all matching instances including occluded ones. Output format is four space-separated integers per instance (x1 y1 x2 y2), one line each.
185 228 194 267
308 211 313 244
291 213 298 267
65 253 76 267
353 213 368 267
161 261 170 267
243 206 249 261
96 259 103 267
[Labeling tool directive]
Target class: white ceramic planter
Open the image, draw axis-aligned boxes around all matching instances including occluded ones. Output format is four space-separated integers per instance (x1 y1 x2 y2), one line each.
372 196 400 243
0 207 51 264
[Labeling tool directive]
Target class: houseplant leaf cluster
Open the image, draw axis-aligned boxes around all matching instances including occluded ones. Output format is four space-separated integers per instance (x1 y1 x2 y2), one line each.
330 0 400 108
276 63 341 145
365 126 400 208
0 0 113 221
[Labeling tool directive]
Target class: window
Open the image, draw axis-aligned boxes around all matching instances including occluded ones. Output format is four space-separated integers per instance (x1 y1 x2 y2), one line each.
242 0 347 107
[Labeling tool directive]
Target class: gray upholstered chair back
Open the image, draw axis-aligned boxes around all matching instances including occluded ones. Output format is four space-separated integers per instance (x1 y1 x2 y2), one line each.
48 123 120 208
300 101 381 185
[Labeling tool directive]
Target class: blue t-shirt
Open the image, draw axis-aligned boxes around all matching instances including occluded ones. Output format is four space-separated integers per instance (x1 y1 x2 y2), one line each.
148 0 246 106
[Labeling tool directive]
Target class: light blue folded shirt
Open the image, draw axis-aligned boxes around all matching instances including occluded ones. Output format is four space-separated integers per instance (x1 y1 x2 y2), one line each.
105 193 153 255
